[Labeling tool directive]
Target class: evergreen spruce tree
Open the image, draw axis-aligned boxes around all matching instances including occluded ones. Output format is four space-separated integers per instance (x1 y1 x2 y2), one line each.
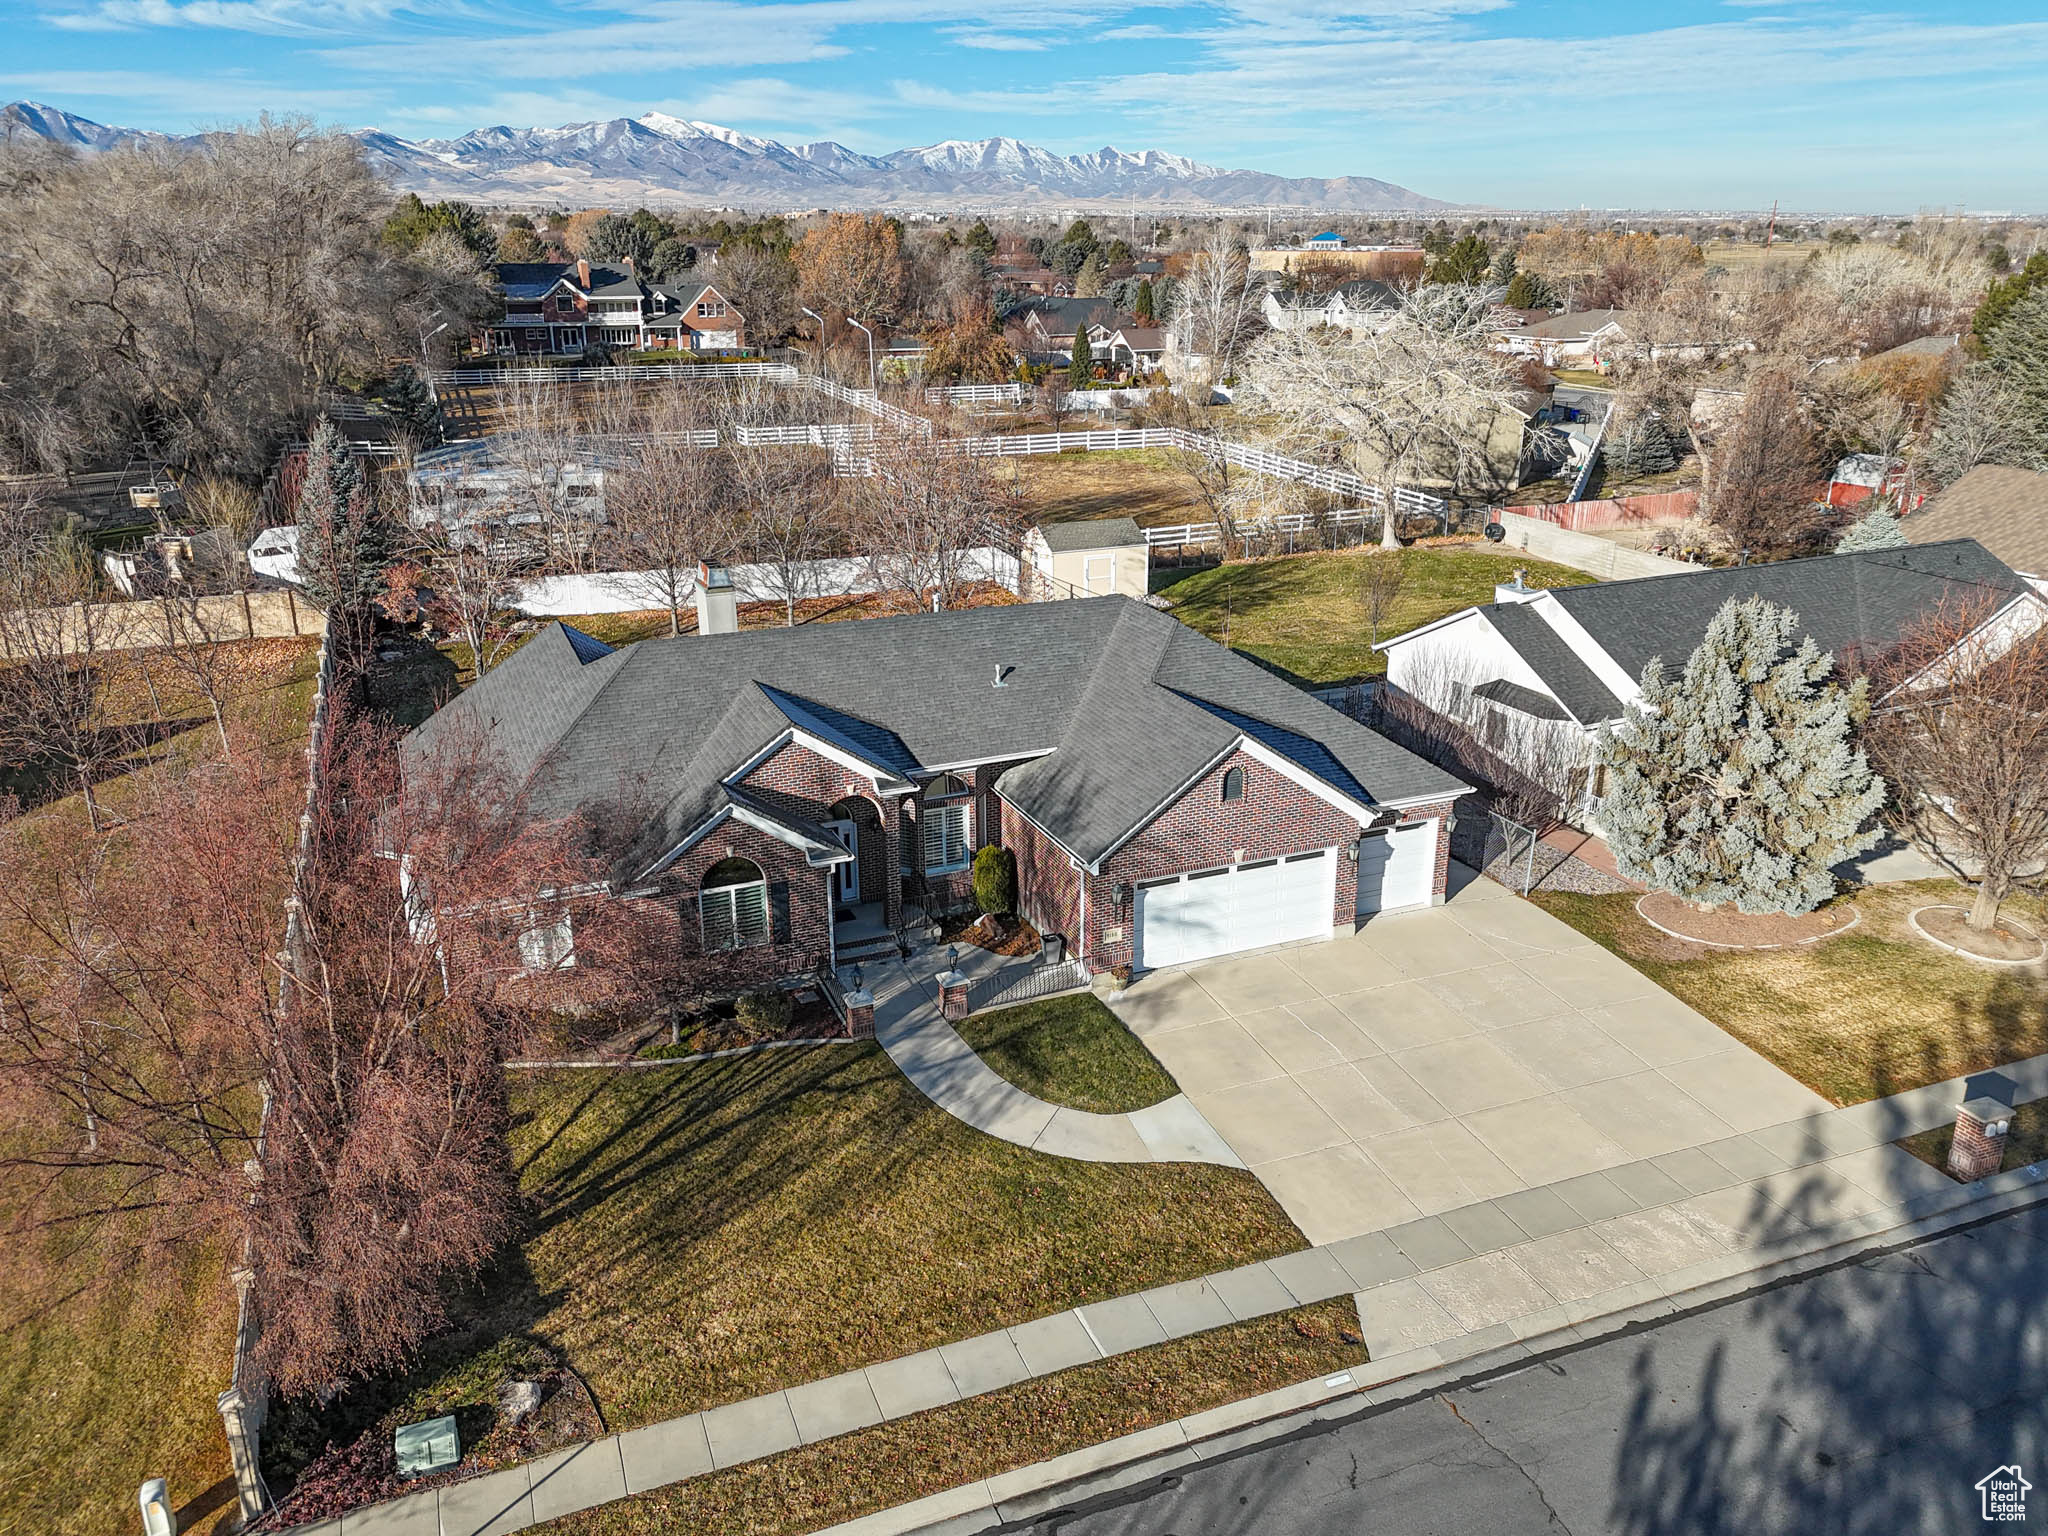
294 419 392 620
1074 250 1107 298
1834 501 1908 552
1426 233 1491 285
1068 325 1095 388
1490 247 1518 286
1603 409 1679 477
1134 279 1156 326
1596 597 1884 914
1504 270 1556 309
379 365 442 446
966 219 997 260
1983 286 2048 464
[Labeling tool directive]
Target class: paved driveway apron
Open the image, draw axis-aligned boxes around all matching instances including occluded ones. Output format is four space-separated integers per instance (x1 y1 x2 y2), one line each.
1114 869 1830 1246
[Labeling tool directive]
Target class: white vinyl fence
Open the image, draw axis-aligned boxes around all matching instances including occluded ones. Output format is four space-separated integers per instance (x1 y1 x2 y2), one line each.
510 546 1022 617
923 382 1030 407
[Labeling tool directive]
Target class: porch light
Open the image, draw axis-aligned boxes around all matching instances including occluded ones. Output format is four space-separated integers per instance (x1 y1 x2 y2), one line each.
1114 881 1132 912
849 963 863 992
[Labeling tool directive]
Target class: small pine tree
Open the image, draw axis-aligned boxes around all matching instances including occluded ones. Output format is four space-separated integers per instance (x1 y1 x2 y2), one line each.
1596 596 1885 915
1834 501 1908 551
1604 409 1679 477
294 419 392 615
1074 251 1107 298
1427 233 1491 285
1489 247 1518 286
379 365 442 446
1134 279 1156 326
966 219 997 260
1068 325 1095 388
1504 270 1556 309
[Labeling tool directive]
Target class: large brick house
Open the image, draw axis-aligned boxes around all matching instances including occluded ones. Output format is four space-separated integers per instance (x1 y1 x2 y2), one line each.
480 259 745 356
401 597 1466 995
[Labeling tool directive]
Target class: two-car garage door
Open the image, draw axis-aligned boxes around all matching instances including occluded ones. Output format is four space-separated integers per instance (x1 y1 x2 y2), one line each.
1133 849 1336 970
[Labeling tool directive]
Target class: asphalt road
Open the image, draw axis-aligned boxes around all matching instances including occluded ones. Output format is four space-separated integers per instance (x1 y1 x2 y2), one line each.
1026 1205 2048 1536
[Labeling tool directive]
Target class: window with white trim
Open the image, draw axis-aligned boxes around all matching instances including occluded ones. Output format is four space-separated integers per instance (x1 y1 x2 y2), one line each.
701 857 770 951
920 774 972 874
697 299 725 318
518 911 575 972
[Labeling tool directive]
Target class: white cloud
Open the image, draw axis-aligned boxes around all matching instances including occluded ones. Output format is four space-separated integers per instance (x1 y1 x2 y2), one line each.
947 30 1047 49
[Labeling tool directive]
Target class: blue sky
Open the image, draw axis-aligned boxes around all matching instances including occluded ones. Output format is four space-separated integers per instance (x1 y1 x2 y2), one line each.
8 0 2047 210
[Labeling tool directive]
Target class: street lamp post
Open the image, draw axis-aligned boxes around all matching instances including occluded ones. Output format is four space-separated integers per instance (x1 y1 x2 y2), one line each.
844 316 877 392
799 306 827 375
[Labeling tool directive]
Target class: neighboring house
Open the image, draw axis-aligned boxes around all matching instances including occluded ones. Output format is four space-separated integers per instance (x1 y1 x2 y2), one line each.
247 524 300 584
406 437 623 540
1261 280 1402 335
1305 231 1346 250
400 597 1468 994
1086 321 1167 370
1904 465 2048 582
1496 309 1628 369
1249 246 1427 283
1024 518 1151 599
479 259 745 356
1015 298 1120 363
1375 540 2045 817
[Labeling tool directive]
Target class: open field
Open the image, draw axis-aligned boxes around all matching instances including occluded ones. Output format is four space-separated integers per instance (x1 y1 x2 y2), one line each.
1702 239 1826 273
955 994 1180 1114
0 636 323 1536
551 1301 1360 1536
265 1046 1317 1500
1531 880 2048 1108
1158 544 1595 688
995 448 1208 530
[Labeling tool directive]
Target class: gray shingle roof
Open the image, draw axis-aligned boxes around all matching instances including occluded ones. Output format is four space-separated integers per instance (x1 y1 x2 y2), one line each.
405 597 1466 875
1480 602 1624 725
1549 539 2031 694
1036 517 1146 553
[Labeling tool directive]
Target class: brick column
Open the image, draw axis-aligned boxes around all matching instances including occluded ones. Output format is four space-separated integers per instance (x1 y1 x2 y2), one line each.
1948 1096 2013 1181
938 970 970 1022
882 799 904 930
843 987 875 1040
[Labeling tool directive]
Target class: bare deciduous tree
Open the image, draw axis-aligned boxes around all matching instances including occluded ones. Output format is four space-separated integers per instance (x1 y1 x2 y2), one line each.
1866 599 2048 932
1244 285 1524 549
1358 550 1407 645
851 426 1013 612
1704 370 1828 558
1165 233 1266 378
732 446 840 626
596 391 737 635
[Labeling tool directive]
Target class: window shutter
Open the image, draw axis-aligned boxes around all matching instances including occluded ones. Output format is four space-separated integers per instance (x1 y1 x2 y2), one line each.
768 880 791 944
733 881 770 948
700 889 735 952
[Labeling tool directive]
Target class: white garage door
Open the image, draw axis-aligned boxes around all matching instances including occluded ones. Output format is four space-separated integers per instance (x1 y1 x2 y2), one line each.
1357 819 1439 915
1134 849 1336 970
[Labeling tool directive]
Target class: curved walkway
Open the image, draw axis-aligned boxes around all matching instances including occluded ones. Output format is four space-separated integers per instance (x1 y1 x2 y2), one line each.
866 952 1243 1167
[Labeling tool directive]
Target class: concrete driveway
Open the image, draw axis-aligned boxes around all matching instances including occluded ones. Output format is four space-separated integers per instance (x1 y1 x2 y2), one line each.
1112 868 1832 1246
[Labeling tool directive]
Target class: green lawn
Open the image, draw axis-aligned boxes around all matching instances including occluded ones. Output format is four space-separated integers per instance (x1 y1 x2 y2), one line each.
550 1301 1360 1536
1531 880 2048 1107
267 1044 1313 1495
954 995 1179 1114
1159 545 1596 688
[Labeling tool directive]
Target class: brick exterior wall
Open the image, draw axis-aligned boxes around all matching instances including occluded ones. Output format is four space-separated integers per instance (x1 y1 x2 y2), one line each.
1001 756 1462 975
646 815 833 995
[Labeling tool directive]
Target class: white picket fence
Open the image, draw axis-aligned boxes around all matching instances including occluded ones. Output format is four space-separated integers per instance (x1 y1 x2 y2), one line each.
1143 508 1391 549
439 362 796 386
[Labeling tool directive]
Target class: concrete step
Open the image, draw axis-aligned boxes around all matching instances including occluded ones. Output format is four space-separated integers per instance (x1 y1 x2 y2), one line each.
836 933 901 963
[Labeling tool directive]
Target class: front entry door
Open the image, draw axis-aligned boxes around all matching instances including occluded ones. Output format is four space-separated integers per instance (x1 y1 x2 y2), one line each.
826 819 861 903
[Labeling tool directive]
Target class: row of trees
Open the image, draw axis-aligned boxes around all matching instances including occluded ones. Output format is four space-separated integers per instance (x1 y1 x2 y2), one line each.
0 120 496 479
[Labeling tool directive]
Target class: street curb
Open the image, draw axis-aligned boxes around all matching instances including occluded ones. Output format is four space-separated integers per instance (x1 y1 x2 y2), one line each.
803 1162 2048 1536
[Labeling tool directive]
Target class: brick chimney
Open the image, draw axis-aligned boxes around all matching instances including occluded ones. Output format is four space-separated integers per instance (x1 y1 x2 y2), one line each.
695 563 738 635
576 258 591 290
622 255 635 274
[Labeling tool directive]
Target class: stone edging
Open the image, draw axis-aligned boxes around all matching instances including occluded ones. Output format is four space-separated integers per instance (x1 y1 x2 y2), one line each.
1633 895 1861 951
804 1162 2048 1536
1906 906 2047 969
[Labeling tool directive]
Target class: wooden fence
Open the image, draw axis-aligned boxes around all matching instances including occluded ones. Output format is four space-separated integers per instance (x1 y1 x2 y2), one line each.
1508 491 1699 533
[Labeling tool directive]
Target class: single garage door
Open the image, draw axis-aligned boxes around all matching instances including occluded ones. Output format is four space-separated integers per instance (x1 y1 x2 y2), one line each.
1357 819 1439 915
1134 848 1336 970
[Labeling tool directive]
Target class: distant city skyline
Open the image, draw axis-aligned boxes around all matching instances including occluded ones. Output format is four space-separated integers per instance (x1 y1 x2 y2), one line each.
7 0 2047 211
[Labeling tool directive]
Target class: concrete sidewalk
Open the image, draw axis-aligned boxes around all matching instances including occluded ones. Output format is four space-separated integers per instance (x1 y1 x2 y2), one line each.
866 943 1241 1166
284 1050 2048 1536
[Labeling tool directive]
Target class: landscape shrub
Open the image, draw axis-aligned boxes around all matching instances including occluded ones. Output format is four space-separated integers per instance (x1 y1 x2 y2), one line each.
734 987 794 1035
973 844 1018 917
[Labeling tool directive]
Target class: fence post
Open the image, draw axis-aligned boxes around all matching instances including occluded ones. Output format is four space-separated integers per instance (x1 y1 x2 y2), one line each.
216 1263 269 1528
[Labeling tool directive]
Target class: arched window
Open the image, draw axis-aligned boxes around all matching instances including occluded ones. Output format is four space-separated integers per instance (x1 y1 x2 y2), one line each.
920 775 973 874
701 857 769 951
1221 766 1245 803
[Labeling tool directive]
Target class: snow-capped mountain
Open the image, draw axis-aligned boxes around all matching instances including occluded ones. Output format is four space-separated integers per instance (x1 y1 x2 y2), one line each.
2 102 1449 211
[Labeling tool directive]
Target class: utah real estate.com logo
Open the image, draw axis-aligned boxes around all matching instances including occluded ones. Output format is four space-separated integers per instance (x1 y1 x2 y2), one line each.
1978 1465 2031 1522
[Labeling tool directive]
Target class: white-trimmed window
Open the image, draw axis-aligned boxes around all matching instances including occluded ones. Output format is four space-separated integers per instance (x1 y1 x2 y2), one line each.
701 857 770 951
697 299 725 318
920 774 972 874
518 911 575 972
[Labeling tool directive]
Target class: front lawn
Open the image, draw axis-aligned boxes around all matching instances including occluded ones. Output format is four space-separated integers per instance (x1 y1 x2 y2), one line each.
268 1043 1313 1493
1159 545 1596 688
1531 880 2048 1107
551 1301 1360 1536
955 994 1179 1114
